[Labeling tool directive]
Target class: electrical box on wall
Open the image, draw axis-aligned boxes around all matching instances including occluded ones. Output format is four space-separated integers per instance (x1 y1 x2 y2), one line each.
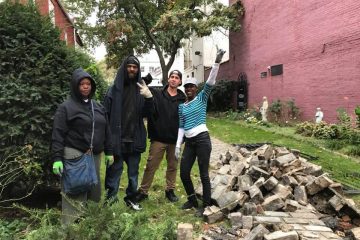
271 64 283 76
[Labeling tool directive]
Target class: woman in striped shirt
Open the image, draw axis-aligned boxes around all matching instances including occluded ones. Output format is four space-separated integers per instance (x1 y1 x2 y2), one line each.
175 49 226 216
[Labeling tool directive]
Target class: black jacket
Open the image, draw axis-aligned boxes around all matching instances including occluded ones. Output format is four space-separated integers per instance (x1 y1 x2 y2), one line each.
51 68 113 162
104 55 154 156
148 85 186 144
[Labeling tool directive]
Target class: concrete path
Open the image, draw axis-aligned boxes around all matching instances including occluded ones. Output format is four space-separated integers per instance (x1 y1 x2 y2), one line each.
210 136 238 162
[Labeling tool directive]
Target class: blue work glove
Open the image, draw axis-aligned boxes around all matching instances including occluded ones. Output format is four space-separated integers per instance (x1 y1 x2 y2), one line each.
215 49 226 63
52 161 63 176
105 155 114 167
175 147 181 160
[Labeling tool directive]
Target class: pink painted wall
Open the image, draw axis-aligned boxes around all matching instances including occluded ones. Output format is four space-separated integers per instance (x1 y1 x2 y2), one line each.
211 0 360 123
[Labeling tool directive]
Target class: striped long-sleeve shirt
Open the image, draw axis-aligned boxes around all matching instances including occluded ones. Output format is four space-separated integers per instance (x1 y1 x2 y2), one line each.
178 64 219 138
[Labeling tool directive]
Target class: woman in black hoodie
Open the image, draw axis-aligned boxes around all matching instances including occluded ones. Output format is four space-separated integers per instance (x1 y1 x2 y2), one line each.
51 68 113 225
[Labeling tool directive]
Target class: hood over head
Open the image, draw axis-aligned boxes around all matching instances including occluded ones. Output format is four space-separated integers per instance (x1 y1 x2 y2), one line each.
114 55 141 90
70 68 96 101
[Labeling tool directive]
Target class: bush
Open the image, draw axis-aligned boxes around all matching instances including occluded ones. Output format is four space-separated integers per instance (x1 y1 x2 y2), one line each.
0 1 108 195
0 219 29 240
268 99 300 126
198 80 237 112
295 121 315 137
0 145 42 203
355 105 360 129
295 121 339 139
312 122 338 139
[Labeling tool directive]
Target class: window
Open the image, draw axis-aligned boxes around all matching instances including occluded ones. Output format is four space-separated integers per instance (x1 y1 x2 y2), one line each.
49 0 55 25
64 31 68 45
149 66 155 72
140 66 145 72
270 64 283 76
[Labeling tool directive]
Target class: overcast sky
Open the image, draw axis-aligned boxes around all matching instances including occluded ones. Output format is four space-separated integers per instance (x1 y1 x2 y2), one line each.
89 0 229 61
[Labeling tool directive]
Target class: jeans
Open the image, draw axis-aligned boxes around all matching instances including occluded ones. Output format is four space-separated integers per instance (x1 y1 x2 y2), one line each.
180 131 212 206
105 152 141 201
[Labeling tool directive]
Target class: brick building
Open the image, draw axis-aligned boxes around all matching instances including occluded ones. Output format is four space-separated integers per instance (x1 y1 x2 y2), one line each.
16 0 83 47
211 0 360 123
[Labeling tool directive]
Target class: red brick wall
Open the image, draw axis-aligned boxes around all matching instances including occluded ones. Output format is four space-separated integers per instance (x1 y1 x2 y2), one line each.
211 0 360 123
36 0 75 46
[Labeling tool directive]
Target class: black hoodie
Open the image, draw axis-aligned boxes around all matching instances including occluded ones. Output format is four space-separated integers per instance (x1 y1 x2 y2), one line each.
148 85 186 143
103 55 154 156
51 68 113 162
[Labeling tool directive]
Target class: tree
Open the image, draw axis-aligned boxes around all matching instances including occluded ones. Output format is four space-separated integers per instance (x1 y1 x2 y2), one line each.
64 0 244 82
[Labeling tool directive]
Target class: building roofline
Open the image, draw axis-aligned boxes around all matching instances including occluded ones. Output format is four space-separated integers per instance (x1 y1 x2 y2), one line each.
54 0 84 46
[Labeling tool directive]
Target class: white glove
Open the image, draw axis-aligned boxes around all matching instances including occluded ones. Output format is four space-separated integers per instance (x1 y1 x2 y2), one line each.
175 147 181 160
137 80 153 98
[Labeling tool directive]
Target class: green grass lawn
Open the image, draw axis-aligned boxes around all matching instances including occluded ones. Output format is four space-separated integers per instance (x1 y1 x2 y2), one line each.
207 117 360 190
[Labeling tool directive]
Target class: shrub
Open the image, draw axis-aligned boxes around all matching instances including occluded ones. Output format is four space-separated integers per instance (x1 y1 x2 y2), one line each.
355 105 360 129
268 99 300 126
295 121 316 137
198 80 238 112
0 1 108 196
0 219 29 240
336 108 352 128
0 145 42 203
225 109 242 120
295 121 338 139
312 122 338 139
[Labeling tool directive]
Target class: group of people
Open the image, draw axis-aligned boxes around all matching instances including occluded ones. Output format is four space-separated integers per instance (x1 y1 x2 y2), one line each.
51 49 225 224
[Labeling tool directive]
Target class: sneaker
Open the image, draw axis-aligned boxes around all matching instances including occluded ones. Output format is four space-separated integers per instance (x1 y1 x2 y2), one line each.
165 190 179 202
124 198 142 211
181 200 198 210
134 191 149 203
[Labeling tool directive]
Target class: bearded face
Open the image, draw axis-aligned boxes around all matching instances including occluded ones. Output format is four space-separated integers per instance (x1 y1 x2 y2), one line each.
126 63 139 80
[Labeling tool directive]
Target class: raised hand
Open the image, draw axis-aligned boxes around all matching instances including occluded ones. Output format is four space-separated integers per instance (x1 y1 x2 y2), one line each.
137 80 153 98
215 49 226 63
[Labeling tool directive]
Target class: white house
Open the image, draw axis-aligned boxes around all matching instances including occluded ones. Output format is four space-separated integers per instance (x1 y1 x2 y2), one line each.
183 0 230 83
138 49 184 88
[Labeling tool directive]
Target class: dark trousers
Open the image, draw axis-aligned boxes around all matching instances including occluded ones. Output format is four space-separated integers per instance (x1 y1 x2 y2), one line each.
180 131 212 206
105 152 141 201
